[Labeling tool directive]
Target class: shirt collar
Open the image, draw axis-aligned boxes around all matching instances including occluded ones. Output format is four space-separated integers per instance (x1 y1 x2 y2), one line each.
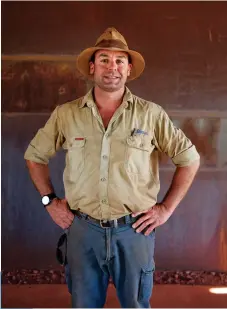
122 86 133 109
79 88 95 108
79 86 134 110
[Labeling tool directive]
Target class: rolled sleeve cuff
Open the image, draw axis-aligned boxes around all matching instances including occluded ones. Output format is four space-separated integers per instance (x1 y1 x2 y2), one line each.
172 145 200 167
24 144 50 164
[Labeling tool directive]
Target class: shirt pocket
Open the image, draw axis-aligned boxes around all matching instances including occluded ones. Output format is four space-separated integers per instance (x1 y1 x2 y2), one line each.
66 138 86 176
124 135 155 175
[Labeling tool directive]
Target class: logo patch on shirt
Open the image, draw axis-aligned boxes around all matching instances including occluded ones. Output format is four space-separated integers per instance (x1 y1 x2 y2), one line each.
131 128 148 136
75 137 85 141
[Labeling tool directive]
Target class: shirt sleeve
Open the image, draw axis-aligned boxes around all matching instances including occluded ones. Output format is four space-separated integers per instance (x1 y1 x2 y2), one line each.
24 106 64 164
153 107 200 167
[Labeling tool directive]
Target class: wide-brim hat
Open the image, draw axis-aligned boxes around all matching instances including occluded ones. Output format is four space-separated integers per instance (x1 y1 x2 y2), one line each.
76 27 145 81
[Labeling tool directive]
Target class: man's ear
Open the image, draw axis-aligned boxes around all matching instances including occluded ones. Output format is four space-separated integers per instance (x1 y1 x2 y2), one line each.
89 62 95 75
127 63 132 76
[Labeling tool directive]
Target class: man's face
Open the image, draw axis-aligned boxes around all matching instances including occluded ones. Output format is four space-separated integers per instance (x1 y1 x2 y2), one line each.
89 49 132 92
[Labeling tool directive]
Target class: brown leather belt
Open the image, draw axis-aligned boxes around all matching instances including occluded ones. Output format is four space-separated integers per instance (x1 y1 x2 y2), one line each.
71 209 137 228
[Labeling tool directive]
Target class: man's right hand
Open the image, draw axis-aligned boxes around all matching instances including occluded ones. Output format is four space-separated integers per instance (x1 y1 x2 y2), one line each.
46 198 75 229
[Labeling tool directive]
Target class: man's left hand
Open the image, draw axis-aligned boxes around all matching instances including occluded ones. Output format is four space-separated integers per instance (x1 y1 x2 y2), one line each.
132 203 172 236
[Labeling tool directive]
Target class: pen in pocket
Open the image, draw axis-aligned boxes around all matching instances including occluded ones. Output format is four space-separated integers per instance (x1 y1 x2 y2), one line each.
131 128 136 136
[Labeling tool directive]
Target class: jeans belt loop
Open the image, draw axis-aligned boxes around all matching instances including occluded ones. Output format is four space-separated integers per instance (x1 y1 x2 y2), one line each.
113 219 118 228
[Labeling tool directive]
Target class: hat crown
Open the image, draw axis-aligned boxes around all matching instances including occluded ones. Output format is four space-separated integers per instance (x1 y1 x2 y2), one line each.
95 27 128 48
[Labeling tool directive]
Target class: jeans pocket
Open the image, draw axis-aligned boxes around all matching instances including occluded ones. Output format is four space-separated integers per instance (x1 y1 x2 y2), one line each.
138 269 154 302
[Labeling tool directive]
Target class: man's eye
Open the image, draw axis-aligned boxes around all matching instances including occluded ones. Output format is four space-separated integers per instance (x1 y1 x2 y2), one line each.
116 59 123 64
101 59 108 63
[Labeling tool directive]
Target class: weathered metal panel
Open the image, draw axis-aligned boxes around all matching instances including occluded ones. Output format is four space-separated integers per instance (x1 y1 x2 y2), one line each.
2 113 227 271
1 61 86 112
1 1 227 271
1 115 65 269
2 1 227 110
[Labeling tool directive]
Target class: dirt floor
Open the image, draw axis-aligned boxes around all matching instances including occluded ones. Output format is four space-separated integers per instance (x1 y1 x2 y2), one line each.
2 283 227 308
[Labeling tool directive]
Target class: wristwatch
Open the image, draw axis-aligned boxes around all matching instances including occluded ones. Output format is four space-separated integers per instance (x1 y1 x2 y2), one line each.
41 193 57 207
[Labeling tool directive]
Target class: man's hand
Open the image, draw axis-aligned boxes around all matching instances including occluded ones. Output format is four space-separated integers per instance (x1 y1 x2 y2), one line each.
46 198 75 229
132 204 172 236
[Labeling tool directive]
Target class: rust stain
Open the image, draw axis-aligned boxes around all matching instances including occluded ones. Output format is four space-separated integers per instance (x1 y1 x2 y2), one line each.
208 28 213 43
219 212 227 270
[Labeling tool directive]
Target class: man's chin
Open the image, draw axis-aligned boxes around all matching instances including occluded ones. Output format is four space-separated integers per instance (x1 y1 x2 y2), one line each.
104 86 122 92
99 83 123 92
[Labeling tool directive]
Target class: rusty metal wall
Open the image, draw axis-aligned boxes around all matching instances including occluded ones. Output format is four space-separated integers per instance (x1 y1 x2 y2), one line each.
1 2 227 271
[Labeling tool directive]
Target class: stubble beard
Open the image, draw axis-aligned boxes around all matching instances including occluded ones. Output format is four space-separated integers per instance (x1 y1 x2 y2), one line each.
94 75 126 93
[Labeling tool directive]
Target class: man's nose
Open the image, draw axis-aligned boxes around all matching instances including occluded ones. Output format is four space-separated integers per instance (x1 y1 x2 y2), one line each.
107 60 117 70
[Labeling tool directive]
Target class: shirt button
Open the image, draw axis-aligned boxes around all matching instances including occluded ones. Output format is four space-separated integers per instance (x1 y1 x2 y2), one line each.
102 199 107 204
105 133 109 137
101 178 106 182
103 155 108 160
140 143 144 147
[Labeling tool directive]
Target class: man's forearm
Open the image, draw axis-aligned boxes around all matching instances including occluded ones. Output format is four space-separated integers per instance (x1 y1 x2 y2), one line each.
162 159 200 213
26 160 55 196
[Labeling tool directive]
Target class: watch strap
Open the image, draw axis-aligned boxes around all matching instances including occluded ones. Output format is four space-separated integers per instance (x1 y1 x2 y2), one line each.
42 192 57 207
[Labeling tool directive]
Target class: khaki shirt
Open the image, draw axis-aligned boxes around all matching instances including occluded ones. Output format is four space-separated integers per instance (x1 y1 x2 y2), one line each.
24 87 200 220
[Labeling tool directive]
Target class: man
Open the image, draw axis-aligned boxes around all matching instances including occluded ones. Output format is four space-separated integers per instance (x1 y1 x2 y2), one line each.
24 27 200 308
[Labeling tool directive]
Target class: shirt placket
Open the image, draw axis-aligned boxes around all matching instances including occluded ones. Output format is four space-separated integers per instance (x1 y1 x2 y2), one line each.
91 101 129 220
99 131 111 218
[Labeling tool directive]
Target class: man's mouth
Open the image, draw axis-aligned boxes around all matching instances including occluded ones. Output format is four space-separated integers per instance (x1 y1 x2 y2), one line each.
104 75 120 79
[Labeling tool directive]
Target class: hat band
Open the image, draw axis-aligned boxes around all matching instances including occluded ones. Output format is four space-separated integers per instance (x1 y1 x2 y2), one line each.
95 39 128 50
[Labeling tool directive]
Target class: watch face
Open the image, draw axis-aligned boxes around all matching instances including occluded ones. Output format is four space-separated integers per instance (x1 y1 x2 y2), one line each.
42 196 50 205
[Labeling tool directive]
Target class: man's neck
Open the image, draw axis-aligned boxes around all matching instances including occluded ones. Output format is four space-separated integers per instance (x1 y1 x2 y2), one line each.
93 86 125 111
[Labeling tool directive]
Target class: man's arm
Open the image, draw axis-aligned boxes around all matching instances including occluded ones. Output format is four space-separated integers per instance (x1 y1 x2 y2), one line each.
132 159 200 235
162 159 200 213
26 160 74 229
24 107 74 229
132 106 200 235
26 160 55 195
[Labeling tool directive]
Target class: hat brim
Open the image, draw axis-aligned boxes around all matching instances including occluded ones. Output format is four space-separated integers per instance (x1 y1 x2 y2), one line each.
76 47 145 81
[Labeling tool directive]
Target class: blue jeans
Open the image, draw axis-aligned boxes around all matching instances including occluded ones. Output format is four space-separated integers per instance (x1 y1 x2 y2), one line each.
66 214 155 308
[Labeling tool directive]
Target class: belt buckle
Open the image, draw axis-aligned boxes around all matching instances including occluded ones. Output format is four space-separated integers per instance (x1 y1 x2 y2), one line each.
100 219 118 228
100 219 110 228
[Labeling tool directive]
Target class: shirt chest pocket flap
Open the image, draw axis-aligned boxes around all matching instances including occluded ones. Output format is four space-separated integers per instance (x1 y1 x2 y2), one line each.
64 137 86 174
125 135 155 175
126 135 154 152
